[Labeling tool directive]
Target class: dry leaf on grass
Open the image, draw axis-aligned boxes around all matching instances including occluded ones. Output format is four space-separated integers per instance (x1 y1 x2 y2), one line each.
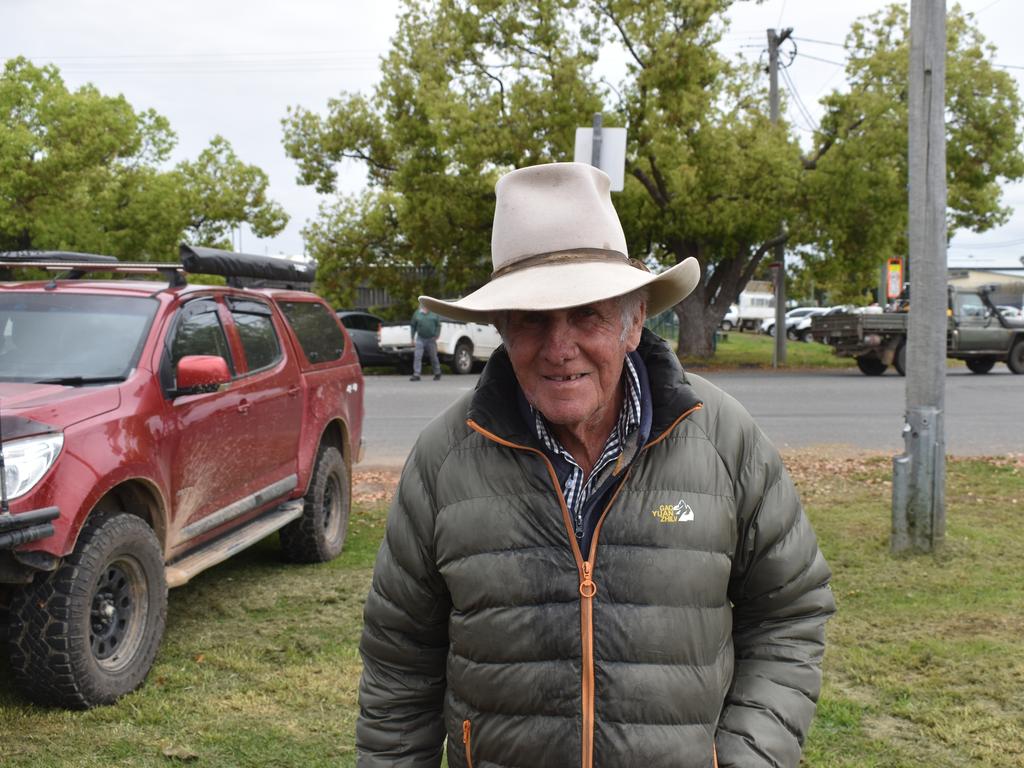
162 745 199 762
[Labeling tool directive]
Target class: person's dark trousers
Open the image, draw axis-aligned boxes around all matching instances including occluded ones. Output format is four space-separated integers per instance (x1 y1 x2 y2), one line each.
413 337 441 379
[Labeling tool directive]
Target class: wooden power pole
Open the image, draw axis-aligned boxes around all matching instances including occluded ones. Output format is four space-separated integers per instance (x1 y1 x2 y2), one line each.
892 0 946 554
768 27 792 367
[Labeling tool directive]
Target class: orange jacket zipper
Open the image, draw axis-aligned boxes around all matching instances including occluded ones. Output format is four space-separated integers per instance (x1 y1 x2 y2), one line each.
463 719 473 768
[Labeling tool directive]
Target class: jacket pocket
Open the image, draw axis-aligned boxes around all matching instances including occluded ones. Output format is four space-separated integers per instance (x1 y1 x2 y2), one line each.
463 719 474 768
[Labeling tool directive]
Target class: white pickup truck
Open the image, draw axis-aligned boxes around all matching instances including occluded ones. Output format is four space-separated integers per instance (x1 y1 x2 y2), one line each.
378 320 502 374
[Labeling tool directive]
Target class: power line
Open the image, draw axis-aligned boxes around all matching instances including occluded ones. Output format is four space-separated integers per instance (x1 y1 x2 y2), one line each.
796 52 846 67
949 237 1024 249
791 36 846 49
789 34 1024 72
972 0 1004 14
780 66 817 131
8 52 382 77
6 49 382 61
776 0 788 28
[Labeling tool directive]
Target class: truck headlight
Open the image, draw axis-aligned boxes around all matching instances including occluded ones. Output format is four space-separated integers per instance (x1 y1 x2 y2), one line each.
1 434 64 500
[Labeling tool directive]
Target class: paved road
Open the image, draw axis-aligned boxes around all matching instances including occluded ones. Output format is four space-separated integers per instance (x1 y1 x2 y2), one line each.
360 367 1022 467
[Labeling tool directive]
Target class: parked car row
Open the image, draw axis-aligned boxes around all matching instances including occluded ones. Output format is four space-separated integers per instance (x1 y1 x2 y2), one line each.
754 305 885 342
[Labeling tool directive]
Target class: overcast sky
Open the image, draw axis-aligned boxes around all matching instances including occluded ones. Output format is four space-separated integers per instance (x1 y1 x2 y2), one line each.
4 0 1022 269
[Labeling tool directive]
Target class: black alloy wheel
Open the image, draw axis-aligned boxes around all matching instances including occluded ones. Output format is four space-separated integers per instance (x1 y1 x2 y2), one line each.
8 513 167 709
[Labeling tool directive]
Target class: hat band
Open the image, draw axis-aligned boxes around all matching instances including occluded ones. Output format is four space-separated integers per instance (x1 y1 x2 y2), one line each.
491 248 630 279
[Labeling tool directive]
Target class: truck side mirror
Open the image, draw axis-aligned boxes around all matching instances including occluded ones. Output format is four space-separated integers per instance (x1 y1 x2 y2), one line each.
174 355 230 396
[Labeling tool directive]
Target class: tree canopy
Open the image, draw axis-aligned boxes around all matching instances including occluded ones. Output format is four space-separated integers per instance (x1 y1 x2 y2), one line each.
0 57 287 260
283 1 1023 355
796 4 1024 303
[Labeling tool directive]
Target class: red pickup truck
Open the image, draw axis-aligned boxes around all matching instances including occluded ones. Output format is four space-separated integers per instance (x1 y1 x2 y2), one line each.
0 246 364 708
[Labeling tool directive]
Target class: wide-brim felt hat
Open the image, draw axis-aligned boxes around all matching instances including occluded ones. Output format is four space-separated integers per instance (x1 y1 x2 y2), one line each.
419 162 700 322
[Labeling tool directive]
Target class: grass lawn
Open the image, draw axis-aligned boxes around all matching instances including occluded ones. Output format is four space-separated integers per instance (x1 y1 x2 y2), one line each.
678 329 858 370
1 458 1021 766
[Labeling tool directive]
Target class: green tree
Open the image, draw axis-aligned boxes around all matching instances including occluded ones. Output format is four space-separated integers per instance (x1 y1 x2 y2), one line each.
798 4 1024 302
176 135 289 250
0 57 288 260
284 0 797 348
283 1 1023 355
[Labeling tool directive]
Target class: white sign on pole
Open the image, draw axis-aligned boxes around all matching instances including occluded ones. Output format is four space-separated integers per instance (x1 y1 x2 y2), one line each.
573 127 627 191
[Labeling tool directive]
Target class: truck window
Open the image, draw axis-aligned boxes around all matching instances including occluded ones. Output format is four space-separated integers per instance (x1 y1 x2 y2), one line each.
0 293 156 382
955 294 987 318
168 299 234 382
226 298 282 373
278 301 346 364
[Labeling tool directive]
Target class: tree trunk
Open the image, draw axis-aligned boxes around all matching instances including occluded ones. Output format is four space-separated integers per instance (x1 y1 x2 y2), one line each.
673 285 722 359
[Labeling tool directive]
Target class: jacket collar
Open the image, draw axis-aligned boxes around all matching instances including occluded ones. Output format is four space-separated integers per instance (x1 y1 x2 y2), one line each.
467 328 701 446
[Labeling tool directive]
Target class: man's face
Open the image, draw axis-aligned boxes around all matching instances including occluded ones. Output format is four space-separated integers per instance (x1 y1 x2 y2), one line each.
503 298 644 435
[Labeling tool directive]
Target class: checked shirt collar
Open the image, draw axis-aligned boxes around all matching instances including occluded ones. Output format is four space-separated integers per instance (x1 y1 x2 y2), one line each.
526 354 647 542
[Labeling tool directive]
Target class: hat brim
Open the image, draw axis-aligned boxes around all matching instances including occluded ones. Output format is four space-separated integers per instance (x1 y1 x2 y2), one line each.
419 257 700 323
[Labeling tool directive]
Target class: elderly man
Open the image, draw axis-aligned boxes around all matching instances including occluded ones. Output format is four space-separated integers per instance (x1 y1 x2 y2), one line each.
357 163 834 768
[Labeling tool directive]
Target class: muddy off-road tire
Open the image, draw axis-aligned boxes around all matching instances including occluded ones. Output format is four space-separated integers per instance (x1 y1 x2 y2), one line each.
7 513 167 709
894 342 907 377
966 357 996 374
856 355 888 376
280 446 350 563
1008 339 1024 374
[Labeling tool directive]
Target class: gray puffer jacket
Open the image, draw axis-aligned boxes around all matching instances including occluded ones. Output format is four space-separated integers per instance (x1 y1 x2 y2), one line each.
357 330 834 768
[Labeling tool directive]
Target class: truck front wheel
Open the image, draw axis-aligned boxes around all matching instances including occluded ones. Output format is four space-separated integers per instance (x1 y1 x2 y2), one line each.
280 445 350 563
7 513 167 709
1008 339 1024 374
856 355 888 376
452 340 474 375
966 357 996 374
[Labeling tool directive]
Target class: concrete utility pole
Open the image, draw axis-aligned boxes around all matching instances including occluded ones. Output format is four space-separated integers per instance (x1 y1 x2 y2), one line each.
892 0 947 554
768 27 792 367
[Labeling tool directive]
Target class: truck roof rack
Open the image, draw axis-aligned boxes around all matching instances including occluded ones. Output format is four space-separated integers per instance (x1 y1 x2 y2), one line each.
0 251 119 264
0 252 187 287
0 245 316 290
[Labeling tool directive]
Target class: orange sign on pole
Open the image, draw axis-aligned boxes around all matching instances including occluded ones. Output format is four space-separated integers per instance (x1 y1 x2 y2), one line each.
886 258 904 300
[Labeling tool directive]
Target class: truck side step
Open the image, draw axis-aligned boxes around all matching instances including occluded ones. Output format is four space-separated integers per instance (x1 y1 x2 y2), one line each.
165 500 304 588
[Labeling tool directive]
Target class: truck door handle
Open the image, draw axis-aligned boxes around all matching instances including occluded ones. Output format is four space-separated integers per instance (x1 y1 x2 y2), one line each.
287 385 300 398
237 399 251 414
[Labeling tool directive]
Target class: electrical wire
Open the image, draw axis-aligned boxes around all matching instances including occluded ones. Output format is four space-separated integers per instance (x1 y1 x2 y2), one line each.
791 36 846 49
796 52 846 67
4 51 382 76
949 237 1024 249
972 0 1004 14
780 66 818 131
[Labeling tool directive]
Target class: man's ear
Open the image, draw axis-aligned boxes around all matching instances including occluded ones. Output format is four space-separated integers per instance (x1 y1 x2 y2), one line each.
625 302 646 351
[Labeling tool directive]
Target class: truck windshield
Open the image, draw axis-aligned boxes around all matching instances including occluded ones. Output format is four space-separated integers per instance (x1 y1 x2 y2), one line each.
0 294 157 383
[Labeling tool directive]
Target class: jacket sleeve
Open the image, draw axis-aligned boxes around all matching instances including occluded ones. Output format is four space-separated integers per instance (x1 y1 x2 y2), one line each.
717 432 835 768
356 452 452 767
